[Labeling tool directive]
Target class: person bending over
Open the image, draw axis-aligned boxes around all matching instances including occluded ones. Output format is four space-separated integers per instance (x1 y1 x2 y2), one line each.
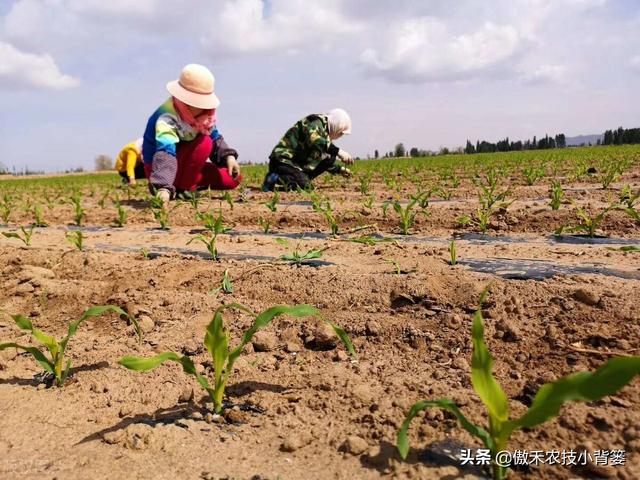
115 138 145 186
143 64 241 204
262 108 353 191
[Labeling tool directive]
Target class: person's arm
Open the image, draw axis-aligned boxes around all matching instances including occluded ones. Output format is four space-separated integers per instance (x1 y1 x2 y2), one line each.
209 128 240 177
149 115 180 194
125 149 138 181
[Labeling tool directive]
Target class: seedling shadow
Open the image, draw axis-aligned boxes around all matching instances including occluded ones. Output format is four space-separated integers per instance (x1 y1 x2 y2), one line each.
0 361 110 387
77 404 197 445
226 380 291 398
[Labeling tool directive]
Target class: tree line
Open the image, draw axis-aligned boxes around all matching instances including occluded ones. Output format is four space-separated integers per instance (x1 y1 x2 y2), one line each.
602 127 640 145
463 134 567 154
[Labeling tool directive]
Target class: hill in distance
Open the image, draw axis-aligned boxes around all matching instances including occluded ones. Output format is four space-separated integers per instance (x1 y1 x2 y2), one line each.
565 134 604 146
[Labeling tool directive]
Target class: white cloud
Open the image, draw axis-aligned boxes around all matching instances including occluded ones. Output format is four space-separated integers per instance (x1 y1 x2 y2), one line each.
202 0 359 55
360 19 521 83
519 64 568 84
0 41 80 89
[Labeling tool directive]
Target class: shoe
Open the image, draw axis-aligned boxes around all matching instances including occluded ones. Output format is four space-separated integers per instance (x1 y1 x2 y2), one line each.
262 172 280 192
156 188 171 205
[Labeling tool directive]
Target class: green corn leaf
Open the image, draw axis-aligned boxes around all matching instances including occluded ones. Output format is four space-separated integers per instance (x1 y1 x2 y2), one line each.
2 232 20 239
322 319 356 357
62 305 138 352
10 314 59 357
471 290 510 426
397 398 494 460
205 307 231 392
228 304 318 367
0 342 55 374
119 352 213 396
512 356 640 430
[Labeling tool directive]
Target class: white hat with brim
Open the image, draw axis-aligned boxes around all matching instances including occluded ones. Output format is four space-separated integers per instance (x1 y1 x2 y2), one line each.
166 64 220 110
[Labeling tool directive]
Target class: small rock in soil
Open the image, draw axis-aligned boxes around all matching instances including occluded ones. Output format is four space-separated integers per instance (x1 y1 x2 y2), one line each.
343 435 368 455
252 331 278 352
138 315 155 333
310 321 338 350
281 432 313 452
573 288 600 306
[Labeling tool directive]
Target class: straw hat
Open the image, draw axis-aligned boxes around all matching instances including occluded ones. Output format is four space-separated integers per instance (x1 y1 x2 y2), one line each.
166 64 220 109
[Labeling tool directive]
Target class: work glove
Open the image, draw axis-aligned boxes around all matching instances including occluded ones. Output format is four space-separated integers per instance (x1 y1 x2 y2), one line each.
226 156 240 179
337 149 354 165
340 166 353 178
128 177 137 186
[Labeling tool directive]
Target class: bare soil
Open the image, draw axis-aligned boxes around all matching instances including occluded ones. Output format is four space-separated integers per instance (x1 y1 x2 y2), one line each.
0 168 639 480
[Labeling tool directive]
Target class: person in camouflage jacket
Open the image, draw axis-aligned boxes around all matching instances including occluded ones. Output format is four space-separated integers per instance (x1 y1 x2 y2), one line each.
262 108 354 191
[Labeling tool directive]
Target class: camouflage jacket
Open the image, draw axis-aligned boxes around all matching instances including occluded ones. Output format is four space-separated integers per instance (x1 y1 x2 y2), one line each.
269 114 342 173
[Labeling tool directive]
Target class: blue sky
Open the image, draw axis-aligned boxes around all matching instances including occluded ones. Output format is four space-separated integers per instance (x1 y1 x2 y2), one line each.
0 0 639 172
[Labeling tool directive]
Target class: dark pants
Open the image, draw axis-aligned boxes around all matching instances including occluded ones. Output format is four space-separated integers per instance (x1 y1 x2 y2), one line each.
119 163 146 183
267 156 337 191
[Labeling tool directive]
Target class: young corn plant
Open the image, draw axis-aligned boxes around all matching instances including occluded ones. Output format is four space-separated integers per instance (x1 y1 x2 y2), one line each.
258 215 271 234
0 306 138 387
187 233 220 260
549 180 564 211
69 193 86 227
397 289 640 480
618 185 639 223
0 194 13 224
358 172 373 195
384 199 418 235
522 164 545 186
66 230 85 251
196 210 230 235
222 191 234 210
113 200 127 227
264 191 279 212
347 235 393 246
276 238 327 266
559 203 615 238
30 204 48 228
119 303 355 414
211 269 234 295
2 226 35 246
316 200 340 235
449 239 457 265
150 198 170 230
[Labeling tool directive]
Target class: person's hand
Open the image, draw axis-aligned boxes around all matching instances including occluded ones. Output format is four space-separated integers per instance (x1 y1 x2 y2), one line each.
226 156 240 178
128 178 137 186
338 149 354 165
340 167 353 178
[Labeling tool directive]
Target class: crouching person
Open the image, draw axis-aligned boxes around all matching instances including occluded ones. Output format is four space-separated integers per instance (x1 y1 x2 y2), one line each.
143 64 241 204
115 138 145 186
262 108 354 191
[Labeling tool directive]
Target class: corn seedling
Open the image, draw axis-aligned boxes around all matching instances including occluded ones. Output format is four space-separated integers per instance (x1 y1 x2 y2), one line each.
549 180 564 211
31 204 48 227
0 306 138 387
187 233 220 260
2 226 35 246
358 172 373 195
211 269 234 295
347 235 393 246
139 247 150 259
113 200 127 227
316 200 339 235
69 193 85 226
362 196 375 210
0 194 13 224
386 258 402 275
560 203 615 238
384 199 418 235
264 191 279 212
119 303 355 414
222 191 234 210
150 199 170 230
276 238 327 266
457 214 472 227
396 289 640 480
522 164 545 186
258 215 271 234
599 160 624 189
618 185 640 223
66 230 85 251
449 239 457 265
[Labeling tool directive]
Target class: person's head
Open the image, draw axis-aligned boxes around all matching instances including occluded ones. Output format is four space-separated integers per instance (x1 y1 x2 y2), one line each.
327 108 352 140
134 138 143 152
167 64 220 110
